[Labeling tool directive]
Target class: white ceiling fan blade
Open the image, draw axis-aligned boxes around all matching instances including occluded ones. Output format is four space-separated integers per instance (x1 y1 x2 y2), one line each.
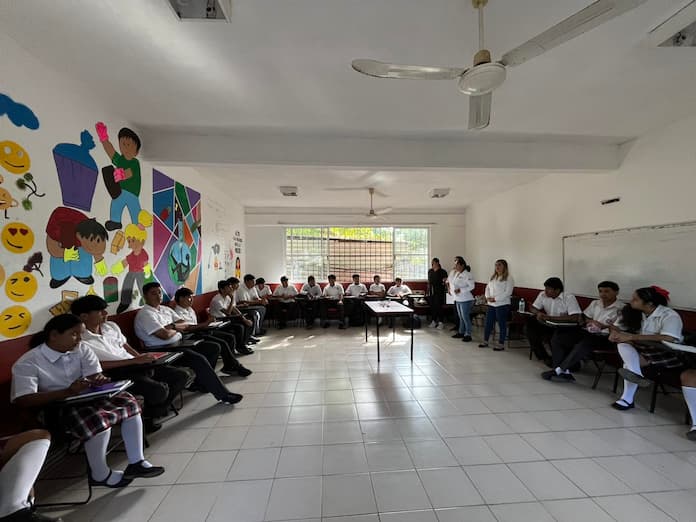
325 186 389 197
468 93 492 130
374 207 393 216
500 0 648 67
352 59 466 80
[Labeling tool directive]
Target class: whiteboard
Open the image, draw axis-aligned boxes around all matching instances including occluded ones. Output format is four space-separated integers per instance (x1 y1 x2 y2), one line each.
563 222 696 310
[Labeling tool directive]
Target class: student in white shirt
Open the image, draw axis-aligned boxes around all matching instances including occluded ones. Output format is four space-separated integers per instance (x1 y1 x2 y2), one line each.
235 274 267 336
609 286 683 411
450 257 476 342
346 274 368 297
387 278 412 298
210 278 257 348
300 275 322 329
12 314 164 489
72 295 192 432
255 278 273 300
321 274 346 328
272 276 298 328
174 287 253 375
542 281 622 382
527 277 582 365
345 274 367 326
368 275 386 297
135 282 243 405
480 259 515 351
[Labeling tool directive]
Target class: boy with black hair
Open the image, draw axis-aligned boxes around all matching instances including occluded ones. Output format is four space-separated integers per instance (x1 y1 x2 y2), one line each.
173 287 252 375
210 279 256 349
71 295 192 432
235 274 267 335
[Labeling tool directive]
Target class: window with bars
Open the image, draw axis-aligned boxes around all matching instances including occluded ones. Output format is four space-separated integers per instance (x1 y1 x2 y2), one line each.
285 226 429 281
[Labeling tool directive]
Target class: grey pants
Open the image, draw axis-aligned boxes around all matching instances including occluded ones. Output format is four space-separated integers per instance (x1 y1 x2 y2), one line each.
120 271 145 307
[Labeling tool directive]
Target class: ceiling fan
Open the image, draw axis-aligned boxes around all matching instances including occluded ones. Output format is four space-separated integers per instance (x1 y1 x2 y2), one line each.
352 0 647 130
365 188 392 218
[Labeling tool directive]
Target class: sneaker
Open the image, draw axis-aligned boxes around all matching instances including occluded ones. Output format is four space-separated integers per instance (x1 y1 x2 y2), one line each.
436 323 445 330
429 321 437 328
452 333 464 339
123 460 165 480
219 393 244 405
617 368 653 388
461 335 472 342
237 366 253 377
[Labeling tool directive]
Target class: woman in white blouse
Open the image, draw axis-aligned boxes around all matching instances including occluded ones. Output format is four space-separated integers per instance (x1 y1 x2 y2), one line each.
479 259 514 351
609 286 683 410
450 256 475 342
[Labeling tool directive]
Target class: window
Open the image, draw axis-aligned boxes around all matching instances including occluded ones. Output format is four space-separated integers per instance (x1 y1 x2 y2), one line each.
285 226 429 281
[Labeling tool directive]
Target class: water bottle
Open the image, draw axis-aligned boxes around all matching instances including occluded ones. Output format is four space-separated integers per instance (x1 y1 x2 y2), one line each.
518 298 525 313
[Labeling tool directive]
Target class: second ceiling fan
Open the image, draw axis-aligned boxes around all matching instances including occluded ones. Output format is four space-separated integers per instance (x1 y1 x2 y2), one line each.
352 0 647 130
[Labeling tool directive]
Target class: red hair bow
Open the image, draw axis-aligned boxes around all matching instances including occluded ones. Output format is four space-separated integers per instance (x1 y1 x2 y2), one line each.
650 285 670 301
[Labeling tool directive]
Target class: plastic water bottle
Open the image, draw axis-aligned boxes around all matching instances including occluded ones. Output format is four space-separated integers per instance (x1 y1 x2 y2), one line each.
518 298 526 313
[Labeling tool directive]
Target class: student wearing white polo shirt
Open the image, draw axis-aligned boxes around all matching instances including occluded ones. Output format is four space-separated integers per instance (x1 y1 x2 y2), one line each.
480 259 514 351
346 274 368 297
300 275 323 328
527 277 582 365
255 278 273 300
369 275 386 297
542 281 622 382
345 274 367 325
321 274 346 328
450 257 475 342
387 278 412 298
235 274 267 336
272 276 298 328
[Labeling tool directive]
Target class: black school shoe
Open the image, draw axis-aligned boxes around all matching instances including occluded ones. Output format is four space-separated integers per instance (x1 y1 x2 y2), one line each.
219 392 244 405
452 333 464 339
541 370 576 382
123 460 165 480
611 399 635 411
0 508 63 522
238 366 253 377
237 346 254 355
461 335 472 342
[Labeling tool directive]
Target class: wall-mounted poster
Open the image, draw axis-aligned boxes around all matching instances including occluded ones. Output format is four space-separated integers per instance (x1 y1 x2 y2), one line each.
152 169 202 301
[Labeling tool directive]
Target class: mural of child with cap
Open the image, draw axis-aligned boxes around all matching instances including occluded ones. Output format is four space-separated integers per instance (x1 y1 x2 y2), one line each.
95 122 142 231
111 210 152 313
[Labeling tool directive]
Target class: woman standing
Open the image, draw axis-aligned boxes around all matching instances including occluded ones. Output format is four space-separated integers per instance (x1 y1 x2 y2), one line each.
450 257 475 342
480 259 514 350
427 258 448 329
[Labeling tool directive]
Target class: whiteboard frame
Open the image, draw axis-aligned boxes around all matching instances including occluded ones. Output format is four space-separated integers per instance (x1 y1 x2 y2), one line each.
562 220 696 311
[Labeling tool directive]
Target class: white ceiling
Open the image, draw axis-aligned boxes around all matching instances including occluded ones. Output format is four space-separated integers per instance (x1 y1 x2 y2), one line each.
2 0 696 209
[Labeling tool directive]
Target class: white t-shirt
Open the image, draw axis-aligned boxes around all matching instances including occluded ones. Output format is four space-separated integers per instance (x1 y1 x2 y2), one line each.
450 270 475 302
323 283 344 299
11 343 102 401
301 283 322 298
583 299 622 325
209 293 231 319
640 305 683 342
135 304 183 347
369 283 386 294
387 284 412 297
81 321 133 361
346 283 367 297
485 276 515 307
256 285 272 299
532 291 582 316
236 285 260 304
273 284 298 301
174 305 198 325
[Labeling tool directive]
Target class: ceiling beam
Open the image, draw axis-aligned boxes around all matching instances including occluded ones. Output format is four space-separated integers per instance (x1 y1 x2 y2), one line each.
140 129 626 171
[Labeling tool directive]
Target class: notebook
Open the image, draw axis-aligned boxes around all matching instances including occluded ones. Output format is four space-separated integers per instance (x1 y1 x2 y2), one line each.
208 320 230 329
62 380 133 403
662 341 696 355
146 352 183 364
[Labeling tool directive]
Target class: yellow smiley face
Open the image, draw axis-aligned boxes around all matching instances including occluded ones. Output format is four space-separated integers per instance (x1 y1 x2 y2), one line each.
1 222 34 253
5 271 37 302
0 264 4 286
0 141 31 174
0 305 32 338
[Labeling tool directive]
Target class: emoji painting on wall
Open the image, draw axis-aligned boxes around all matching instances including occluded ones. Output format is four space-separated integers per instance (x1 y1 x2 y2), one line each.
0 140 31 175
45 207 107 288
2 222 34 254
0 305 32 339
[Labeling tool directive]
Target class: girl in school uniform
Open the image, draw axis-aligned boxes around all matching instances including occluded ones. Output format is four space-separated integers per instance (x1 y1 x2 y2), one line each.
11 314 165 488
450 257 475 342
480 259 515 351
609 286 683 410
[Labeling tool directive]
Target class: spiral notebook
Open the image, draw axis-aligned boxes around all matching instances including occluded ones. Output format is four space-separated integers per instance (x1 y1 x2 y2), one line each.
62 380 133 404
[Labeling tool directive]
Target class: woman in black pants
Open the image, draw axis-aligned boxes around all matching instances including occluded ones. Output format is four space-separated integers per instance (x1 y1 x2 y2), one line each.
428 257 448 329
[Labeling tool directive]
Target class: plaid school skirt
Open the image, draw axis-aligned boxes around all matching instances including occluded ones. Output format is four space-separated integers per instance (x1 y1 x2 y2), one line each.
633 341 684 370
59 391 141 441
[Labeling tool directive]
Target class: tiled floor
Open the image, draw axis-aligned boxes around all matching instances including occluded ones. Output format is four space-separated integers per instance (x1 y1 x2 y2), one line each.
39 324 696 521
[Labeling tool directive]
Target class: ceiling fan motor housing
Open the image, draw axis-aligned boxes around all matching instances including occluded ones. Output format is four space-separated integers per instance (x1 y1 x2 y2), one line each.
458 59 506 95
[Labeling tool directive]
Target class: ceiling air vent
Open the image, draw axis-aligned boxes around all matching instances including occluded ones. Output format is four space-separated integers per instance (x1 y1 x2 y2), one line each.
279 186 298 197
644 1 696 47
167 0 232 22
429 188 450 199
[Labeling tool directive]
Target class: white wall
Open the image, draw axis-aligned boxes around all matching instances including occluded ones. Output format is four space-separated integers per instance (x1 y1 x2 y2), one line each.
464 114 696 290
246 212 466 282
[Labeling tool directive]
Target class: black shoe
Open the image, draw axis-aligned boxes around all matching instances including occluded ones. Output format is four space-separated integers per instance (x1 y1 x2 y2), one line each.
611 399 635 411
617 368 653 388
105 220 122 231
258 329 267 335
75 276 94 285
116 303 129 314
0 508 64 522
452 333 464 339
123 460 165 480
550 372 575 383
686 429 696 441
219 393 243 405
49 277 69 289
144 418 162 434
338 323 346 329
238 366 253 377
220 366 238 376
461 336 472 342
492 346 505 352
249 336 260 343
478 342 489 348
236 347 254 355
89 470 133 488
541 370 555 381
323 322 330 328
278 323 286 329
306 323 314 330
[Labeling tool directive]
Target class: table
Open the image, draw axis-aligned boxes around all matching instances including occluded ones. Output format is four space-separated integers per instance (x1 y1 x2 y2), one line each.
363 300 415 362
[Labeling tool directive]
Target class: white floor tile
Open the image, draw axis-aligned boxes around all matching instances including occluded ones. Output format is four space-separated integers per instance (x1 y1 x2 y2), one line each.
643 490 696 521
323 443 369 475
177 450 237 483
417 467 483 508
434 506 496 522
227 447 281 480
207 480 273 522
594 455 681 492
405 439 459 468
93 485 171 522
323 421 364 444
483 434 544 463
464 464 534 504
322 473 377 517
365 441 415 471
276 445 323 477
242 424 286 449
552 458 633 496
634 452 696 489
360 419 402 442
489 501 555 522
379 510 438 522
445 437 501 466
149 483 222 521
371 470 432 512
283 422 324 446
200 426 248 451
594 494 676 522
265 476 322 521
542 498 616 522
508 461 586 500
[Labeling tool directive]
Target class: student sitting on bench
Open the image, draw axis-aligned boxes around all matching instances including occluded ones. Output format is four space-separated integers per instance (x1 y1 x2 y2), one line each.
12 314 164 489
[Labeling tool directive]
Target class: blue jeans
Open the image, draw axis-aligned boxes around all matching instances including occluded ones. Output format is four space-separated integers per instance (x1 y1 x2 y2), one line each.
484 305 510 343
455 300 473 335
50 247 93 280
110 190 141 224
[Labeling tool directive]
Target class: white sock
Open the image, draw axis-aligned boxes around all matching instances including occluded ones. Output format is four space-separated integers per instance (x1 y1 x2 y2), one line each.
683 386 696 429
121 415 146 465
563 369 571 374
554 367 562 375
0 439 50 517
84 429 111 482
